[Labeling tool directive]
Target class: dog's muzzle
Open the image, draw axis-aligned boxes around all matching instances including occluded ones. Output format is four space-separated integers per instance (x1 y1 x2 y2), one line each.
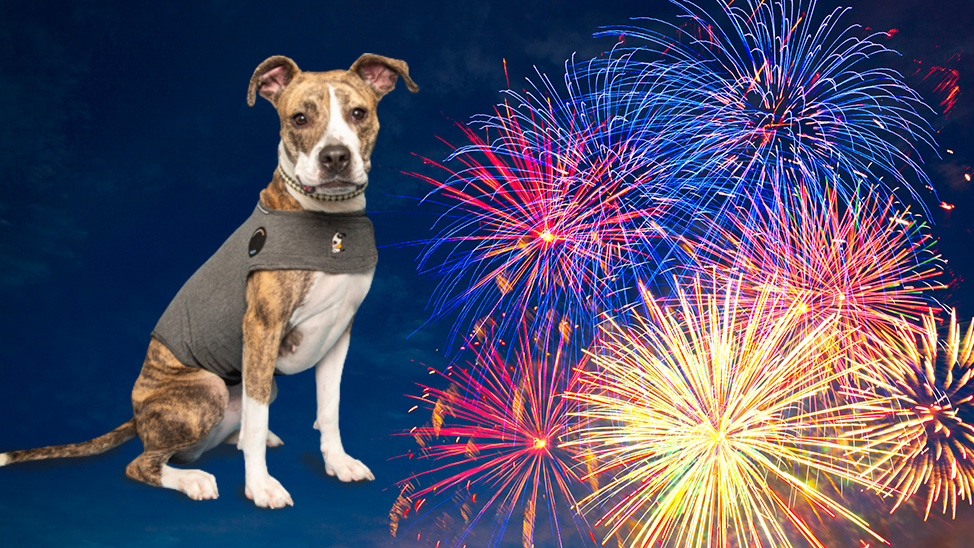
277 167 367 202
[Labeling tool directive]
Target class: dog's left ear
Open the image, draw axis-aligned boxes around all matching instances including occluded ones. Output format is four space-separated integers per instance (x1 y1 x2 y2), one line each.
350 54 419 99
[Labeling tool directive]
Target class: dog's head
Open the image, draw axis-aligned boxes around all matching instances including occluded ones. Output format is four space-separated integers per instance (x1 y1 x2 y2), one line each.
248 54 418 210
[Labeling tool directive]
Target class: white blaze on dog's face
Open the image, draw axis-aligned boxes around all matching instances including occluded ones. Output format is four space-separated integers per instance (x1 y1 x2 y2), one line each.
279 80 371 197
248 55 419 212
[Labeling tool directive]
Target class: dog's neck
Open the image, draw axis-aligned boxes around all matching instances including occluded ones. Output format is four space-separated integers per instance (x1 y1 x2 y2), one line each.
261 142 367 214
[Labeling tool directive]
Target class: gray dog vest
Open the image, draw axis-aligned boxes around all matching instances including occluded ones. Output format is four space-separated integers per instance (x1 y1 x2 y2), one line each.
151 201 378 384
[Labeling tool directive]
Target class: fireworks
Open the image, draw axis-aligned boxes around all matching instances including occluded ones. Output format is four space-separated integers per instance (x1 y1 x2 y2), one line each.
567 278 895 548
392 325 594 548
398 0 962 545
694 182 944 345
858 310 974 519
596 0 938 205
910 51 963 121
411 0 943 356
412 59 701 351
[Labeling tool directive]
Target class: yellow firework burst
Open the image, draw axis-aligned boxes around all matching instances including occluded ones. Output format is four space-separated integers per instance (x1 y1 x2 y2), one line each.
567 277 896 548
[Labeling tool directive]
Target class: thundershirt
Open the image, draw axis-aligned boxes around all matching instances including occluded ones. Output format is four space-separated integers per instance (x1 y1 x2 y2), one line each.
152 201 377 384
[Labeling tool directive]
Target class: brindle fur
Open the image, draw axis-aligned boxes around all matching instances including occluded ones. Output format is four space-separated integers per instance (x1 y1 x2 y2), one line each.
279 328 304 357
126 340 229 483
242 268 315 405
1 421 136 466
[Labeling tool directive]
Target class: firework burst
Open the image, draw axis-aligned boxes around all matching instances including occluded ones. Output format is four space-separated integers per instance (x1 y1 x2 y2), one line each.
595 0 938 206
392 324 596 548
857 310 974 519
412 59 701 351
694 182 944 348
567 277 896 548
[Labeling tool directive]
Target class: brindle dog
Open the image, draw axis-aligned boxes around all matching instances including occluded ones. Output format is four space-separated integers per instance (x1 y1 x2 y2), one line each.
0 54 418 509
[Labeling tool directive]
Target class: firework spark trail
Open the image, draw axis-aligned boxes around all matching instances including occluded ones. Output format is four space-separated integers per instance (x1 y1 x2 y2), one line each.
591 0 938 208
854 310 974 520
567 277 898 548
692 181 944 352
411 57 707 353
910 51 963 120
393 325 596 548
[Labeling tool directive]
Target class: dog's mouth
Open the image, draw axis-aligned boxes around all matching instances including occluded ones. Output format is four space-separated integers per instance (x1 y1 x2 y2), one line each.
295 177 369 201
301 180 360 194
278 166 368 202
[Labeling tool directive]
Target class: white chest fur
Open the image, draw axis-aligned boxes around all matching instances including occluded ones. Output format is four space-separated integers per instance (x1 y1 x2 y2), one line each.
274 269 374 375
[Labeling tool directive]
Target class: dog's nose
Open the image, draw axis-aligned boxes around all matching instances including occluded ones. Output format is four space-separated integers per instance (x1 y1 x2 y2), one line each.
319 145 351 175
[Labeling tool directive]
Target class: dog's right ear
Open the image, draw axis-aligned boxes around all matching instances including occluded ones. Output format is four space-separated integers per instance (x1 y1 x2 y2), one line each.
248 56 301 107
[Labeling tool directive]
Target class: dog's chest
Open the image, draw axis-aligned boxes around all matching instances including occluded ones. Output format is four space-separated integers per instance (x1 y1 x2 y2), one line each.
274 269 374 374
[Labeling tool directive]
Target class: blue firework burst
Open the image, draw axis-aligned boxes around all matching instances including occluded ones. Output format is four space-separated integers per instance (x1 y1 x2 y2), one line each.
593 0 938 206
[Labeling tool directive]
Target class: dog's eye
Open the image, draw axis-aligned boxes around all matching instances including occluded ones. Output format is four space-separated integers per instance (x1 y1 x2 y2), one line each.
351 108 366 121
292 113 308 126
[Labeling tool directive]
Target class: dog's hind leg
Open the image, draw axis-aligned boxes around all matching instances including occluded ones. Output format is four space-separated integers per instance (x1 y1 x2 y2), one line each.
222 430 283 447
221 381 284 448
125 339 229 501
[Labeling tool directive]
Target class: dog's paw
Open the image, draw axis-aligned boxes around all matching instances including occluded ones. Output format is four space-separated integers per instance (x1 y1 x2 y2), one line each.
266 430 284 448
224 430 284 448
323 451 375 482
160 467 219 501
245 474 293 509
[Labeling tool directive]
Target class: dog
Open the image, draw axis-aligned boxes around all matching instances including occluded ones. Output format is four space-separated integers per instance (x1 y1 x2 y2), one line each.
0 53 418 509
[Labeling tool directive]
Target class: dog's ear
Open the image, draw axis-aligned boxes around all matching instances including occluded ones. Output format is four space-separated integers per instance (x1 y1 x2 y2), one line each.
349 54 419 100
248 56 301 107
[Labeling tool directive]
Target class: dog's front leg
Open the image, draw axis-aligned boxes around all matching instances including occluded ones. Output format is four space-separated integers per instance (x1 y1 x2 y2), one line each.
240 270 306 508
314 321 374 482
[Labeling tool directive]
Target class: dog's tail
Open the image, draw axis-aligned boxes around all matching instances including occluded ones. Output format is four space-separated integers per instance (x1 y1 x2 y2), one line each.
0 419 137 467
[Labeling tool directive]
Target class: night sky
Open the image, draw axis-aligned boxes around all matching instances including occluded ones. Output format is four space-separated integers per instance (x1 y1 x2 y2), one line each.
1 0 973 546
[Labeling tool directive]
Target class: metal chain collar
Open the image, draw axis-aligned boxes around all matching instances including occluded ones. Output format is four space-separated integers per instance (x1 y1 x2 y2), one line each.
277 167 367 202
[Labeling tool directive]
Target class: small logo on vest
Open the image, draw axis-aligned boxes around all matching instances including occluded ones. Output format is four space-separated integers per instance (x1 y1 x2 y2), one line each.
331 232 346 254
249 227 267 257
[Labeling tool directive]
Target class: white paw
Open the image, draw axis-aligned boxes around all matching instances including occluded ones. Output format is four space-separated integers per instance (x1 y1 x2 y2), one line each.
266 430 284 448
324 451 374 482
0 453 9 467
245 474 293 509
225 430 283 447
160 467 219 501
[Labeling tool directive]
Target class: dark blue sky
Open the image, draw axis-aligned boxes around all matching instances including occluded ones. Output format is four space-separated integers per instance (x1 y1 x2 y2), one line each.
1 0 972 546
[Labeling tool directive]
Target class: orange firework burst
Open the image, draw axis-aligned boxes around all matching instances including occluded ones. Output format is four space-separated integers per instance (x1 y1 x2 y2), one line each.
858 310 974 519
